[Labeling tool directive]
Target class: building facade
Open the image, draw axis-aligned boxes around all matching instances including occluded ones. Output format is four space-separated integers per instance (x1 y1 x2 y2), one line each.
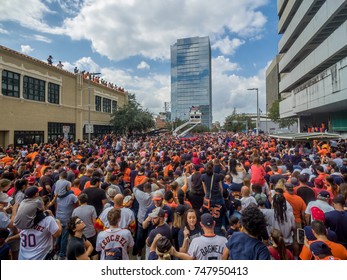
275 0 347 136
0 45 128 147
171 36 212 128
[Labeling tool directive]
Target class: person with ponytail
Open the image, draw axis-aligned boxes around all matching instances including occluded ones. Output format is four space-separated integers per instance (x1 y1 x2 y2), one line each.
268 228 294 260
267 193 295 252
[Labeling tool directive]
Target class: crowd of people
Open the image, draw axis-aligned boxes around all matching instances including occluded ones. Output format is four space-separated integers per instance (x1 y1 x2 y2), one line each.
46 55 126 93
0 132 346 260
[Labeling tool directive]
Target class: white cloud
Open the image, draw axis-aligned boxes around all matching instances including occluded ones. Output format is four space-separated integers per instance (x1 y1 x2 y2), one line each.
21 45 34 54
212 37 245 55
33 34 52 43
61 0 268 61
137 61 150 70
0 0 268 61
0 27 8 34
0 0 64 34
211 58 269 123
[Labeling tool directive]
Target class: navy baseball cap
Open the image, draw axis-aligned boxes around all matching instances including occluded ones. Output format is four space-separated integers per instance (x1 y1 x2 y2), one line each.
201 213 214 227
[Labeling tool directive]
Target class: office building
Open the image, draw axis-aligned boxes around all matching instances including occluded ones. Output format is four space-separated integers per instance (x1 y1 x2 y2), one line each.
0 45 128 147
274 0 347 136
171 36 212 128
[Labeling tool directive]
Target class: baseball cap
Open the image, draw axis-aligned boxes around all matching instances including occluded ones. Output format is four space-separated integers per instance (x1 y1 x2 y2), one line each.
201 213 214 228
175 205 186 216
311 206 325 222
148 207 165 218
317 190 330 200
310 241 332 256
174 170 182 176
24 186 39 198
27 176 36 185
0 192 12 204
284 182 294 193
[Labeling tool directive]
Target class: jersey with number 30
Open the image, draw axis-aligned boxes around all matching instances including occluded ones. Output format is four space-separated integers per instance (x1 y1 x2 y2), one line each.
19 216 59 260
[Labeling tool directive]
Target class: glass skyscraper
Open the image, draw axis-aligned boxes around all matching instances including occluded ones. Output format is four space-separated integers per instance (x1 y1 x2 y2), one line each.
171 36 212 128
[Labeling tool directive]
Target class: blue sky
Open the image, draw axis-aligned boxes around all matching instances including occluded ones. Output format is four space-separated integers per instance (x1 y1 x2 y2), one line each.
0 0 280 124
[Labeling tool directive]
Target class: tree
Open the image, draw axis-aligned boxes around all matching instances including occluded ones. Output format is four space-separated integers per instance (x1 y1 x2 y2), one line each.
223 108 255 132
268 99 297 128
110 93 155 135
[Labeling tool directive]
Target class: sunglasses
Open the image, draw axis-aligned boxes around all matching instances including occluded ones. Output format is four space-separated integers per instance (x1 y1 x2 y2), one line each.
75 220 84 225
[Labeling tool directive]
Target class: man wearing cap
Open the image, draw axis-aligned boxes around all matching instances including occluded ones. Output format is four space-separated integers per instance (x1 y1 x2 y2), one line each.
146 207 171 248
143 190 173 233
299 220 347 260
14 186 44 230
305 190 334 226
187 213 227 260
325 195 347 248
310 241 341 260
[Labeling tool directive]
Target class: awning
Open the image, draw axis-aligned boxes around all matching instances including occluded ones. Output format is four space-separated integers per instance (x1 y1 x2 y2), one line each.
268 132 343 141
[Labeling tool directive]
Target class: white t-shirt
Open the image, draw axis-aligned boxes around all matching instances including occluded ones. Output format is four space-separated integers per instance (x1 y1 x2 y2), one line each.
98 207 135 230
188 234 227 260
18 216 59 260
96 228 134 260
305 200 334 217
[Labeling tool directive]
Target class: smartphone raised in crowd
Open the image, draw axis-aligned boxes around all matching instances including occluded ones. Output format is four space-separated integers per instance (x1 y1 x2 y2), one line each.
297 228 305 244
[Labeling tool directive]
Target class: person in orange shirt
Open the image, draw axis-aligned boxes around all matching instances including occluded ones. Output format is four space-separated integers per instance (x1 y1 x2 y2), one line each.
134 167 147 186
310 241 341 260
284 183 307 257
299 220 347 260
71 178 82 196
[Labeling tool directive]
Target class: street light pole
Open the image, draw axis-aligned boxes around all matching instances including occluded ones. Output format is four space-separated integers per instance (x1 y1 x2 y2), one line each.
247 88 259 136
88 72 101 144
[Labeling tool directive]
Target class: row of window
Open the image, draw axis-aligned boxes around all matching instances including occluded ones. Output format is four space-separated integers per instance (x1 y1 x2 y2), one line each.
95 96 117 113
2 70 118 113
2 70 60 104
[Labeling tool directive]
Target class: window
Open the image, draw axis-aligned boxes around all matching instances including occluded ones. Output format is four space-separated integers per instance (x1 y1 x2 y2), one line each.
48 82 60 104
48 122 75 142
14 131 44 146
48 83 60 104
2 70 20 97
23 76 45 102
95 96 102 111
112 100 118 113
103 98 111 113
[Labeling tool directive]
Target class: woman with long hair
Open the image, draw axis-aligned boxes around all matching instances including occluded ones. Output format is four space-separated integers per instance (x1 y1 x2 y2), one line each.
177 209 203 253
201 161 224 206
267 193 295 252
268 228 294 260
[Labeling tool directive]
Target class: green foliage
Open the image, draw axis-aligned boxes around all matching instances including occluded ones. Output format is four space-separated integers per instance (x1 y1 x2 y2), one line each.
110 93 155 135
268 99 297 128
223 108 255 132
